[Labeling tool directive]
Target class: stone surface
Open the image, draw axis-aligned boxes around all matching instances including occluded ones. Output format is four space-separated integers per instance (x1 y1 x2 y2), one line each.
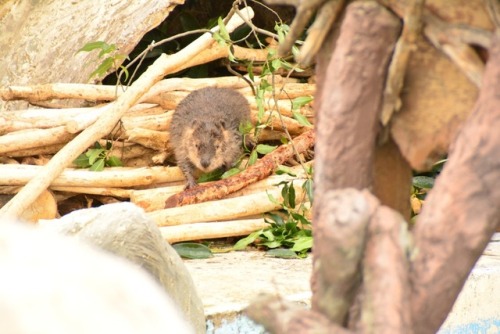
40 202 205 334
0 220 193 334
184 250 312 330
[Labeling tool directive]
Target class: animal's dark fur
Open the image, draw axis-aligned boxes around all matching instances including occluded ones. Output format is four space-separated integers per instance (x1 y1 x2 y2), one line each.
170 87 251 188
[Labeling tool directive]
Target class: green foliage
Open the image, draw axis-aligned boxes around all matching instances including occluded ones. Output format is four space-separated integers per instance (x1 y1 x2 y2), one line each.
77 41 129 82
173 243 213 259
411 158 447 219
234 171 314 258
73 141 123 171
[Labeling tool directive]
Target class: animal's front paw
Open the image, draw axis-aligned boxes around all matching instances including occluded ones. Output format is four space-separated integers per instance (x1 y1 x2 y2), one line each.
184 180 198 190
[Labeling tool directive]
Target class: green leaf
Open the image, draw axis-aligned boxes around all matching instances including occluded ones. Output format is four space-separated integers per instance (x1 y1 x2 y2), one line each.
239 120 254 134
262 229 275 241
262 240 282 249
217 17 230 41
173 243 213 259
291 96 313 109
212 31 226 46
247 62 254 82
119 66 129 82
288 183 296 209
233 231 262 250
275 165 296 176
293 111 312 127
303 179 314 204
271 58 282 72
98 43 117 58
221 167 241 179
256 144 277 155
248 150 258 166
267 191 280 206
266 248 298 259
412 176 435 189
73 154 91 168
86 148 105 165
281 182 289 207
266 212 285 226
292 236 313 252
197 169 224 183
228 45 236 62
77 41 108 53
90 158 106 171
106 155 123 167
291 45 300 58
89 57 114 79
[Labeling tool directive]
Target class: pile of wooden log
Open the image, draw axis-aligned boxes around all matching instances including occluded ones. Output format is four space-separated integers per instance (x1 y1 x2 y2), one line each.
0 75 315 243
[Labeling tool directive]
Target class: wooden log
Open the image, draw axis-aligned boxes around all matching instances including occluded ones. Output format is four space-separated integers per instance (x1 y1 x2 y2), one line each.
409 30 500 333
164 129 314 208
0 190 57 222
0 165 183 187
150 180 305 226
131 163 311 212
0 127 77 155
160 218 270 243
50 186 132 198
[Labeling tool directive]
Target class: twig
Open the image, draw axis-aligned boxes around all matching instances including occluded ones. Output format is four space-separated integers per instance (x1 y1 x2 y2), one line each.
160 218 269 243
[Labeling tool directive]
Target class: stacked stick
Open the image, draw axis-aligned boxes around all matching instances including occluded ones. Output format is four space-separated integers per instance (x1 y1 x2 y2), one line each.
0 73 315 242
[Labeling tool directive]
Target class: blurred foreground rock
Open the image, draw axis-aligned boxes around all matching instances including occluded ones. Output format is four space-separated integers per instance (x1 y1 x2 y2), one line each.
0 218 194 334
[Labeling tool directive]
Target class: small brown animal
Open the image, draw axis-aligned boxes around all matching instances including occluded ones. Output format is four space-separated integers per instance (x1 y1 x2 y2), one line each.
171 87 251 189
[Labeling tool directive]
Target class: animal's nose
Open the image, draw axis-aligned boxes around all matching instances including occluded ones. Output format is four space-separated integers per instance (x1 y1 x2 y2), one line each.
201 160 210 169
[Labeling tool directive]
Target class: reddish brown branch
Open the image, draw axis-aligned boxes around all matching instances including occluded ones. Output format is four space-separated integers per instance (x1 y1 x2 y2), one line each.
164 129 314 208
410 31 500 333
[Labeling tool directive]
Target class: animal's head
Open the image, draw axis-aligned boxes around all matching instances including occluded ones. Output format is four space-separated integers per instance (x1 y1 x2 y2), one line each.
184 120 230 172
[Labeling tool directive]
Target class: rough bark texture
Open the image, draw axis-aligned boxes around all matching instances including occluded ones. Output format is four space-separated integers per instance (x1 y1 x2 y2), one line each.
246 294 351 334
311 189 376 324
410 30 500 333
314 2 401 197
361 206 411 333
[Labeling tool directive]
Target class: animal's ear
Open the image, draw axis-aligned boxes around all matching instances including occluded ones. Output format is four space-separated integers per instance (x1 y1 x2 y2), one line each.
217 120 226 129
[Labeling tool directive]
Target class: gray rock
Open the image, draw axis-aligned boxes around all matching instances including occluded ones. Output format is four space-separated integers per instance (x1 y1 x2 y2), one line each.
0 220 194 334
40 202 205 333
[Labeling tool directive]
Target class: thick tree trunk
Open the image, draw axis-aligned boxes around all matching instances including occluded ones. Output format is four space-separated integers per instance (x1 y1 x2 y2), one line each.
311 0 402 328
409 30 500 333
314 2 401 195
